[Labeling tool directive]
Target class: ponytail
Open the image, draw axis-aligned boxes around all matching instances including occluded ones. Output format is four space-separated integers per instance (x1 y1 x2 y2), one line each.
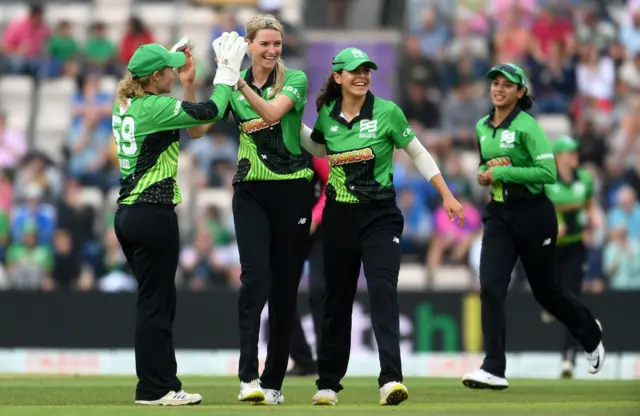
268 58 286 99
316 72 342 113
116 72 150 106
517 90 534 112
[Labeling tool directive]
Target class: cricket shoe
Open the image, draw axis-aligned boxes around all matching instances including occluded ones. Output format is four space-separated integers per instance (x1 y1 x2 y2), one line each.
379 382 408 405
312 389 338 405
561 360 574 378
462 369 509 390
134 390 202 406
586 319 605 374
238 379 265 403
255 389 284 405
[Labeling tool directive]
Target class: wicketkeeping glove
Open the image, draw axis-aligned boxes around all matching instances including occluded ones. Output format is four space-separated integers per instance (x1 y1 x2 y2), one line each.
212 31 248 87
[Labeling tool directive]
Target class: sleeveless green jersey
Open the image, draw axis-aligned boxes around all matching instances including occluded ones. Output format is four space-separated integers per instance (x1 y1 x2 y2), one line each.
476 107 557 202
112 86 231 205
545 169 594 245
218 67 313 183
310 92 415 203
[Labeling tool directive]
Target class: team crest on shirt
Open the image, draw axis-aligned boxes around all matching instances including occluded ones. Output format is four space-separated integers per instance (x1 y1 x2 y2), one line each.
359 119 378 139
500 130 515 148
572 182 586 196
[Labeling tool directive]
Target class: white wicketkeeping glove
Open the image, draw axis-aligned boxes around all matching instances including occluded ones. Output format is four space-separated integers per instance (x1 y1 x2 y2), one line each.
212 31 248 87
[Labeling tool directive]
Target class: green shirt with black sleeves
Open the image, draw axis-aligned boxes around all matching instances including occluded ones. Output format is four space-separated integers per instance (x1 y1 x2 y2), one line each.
476 107 557 202
216 67 314 184
310 91 415 203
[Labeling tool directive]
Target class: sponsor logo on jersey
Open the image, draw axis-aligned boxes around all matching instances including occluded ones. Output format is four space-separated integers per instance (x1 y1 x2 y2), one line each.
328 148 375 166
240 118 280 134
173 100 182 115
486 156 512 167
500 130 515 148
359 119 378 139
283 85 301 101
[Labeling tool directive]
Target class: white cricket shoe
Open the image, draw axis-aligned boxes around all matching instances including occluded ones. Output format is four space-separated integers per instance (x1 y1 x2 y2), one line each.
462 369 509 390
134 390 202 406
586 320 605 374
255 389 284 405
238 379 265 402
379 381 408 405
312 389 338 405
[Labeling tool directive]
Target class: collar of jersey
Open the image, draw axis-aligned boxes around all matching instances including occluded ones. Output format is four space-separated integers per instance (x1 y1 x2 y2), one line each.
484 106 521 130
329 91 375 128
244 67 276 90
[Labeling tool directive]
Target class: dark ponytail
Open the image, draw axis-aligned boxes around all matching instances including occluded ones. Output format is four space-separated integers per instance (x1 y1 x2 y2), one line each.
316 72 342 113
517 89 534 111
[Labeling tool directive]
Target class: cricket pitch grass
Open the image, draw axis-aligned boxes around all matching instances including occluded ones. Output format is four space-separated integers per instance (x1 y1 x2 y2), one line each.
0 375 638 415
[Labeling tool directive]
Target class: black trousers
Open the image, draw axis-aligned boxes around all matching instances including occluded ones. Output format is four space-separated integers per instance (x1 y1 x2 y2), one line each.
479 195 602 378
233 179 313 390
289 225 325 366
556 242 587 363
317 199 404 392
114 204 181 401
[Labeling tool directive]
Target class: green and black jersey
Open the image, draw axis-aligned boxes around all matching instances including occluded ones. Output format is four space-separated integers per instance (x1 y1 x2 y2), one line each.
476 107 557 202
112 85 232 205
545 169 594 246
217 67 313 183
310 91 415 203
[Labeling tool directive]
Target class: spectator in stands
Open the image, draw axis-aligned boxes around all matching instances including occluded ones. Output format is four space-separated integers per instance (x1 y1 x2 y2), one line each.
619 52 640 95
1 3 50 77
493 6 533 64
603 219 640 290
202 205 233 246
611 95 640 171
11 184 56 247
119 17 154 66
188 129 237 187
43 20 79 78
67 74 117 189
84 22 119 76
13 152 63 204
326 0 355 29
442 154 474 201
97 227 136 293
56 179 102 279
575 116 606 170
530 4 575 60
398 34 442 100
397 187 432 262
619 8 640 56
441 81 485 150
5 221 54 291
179 229 232 292
52 228 90 291
527 40 577 114
400 82 440 133
576 43 616 124
607 186 640 241
0 172 9 263
426 192 481 286
575 4 617 51
0 111 27 172
411 8 449 59
445 16 489 72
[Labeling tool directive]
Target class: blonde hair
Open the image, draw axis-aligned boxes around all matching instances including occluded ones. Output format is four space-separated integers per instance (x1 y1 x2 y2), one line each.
245 13 286 99
116 72 152 105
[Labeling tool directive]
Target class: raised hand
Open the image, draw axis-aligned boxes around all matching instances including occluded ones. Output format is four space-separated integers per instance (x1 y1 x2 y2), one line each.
212 31 248 87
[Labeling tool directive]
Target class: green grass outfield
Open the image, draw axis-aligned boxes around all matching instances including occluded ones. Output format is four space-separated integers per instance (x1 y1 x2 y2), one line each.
0 375 638 415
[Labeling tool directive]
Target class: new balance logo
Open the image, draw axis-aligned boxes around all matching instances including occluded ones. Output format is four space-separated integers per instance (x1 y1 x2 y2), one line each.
542 238 551 246
298 218 307 225
393 237 400 244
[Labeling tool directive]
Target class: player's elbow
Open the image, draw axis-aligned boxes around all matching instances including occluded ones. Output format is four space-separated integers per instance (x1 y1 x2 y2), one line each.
540 166 557 184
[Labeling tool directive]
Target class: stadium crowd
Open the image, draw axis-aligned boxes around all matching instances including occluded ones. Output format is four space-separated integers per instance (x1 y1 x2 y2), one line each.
0 0 639 293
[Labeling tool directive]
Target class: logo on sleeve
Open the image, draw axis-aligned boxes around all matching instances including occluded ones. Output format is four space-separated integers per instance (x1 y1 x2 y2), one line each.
500 130 515 148
359 119 378 139
402 127 413 137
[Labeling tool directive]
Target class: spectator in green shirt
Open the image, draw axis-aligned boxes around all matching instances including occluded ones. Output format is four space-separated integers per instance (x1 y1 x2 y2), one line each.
5 221 54 291
84 22 118 76
44 20 78 77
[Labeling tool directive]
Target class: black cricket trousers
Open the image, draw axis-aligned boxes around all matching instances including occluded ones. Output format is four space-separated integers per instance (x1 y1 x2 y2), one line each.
114 203 181 401
479 194 602 377
556 242 587 363
317 199 404 392
289 225 325 367
233 179 313 390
